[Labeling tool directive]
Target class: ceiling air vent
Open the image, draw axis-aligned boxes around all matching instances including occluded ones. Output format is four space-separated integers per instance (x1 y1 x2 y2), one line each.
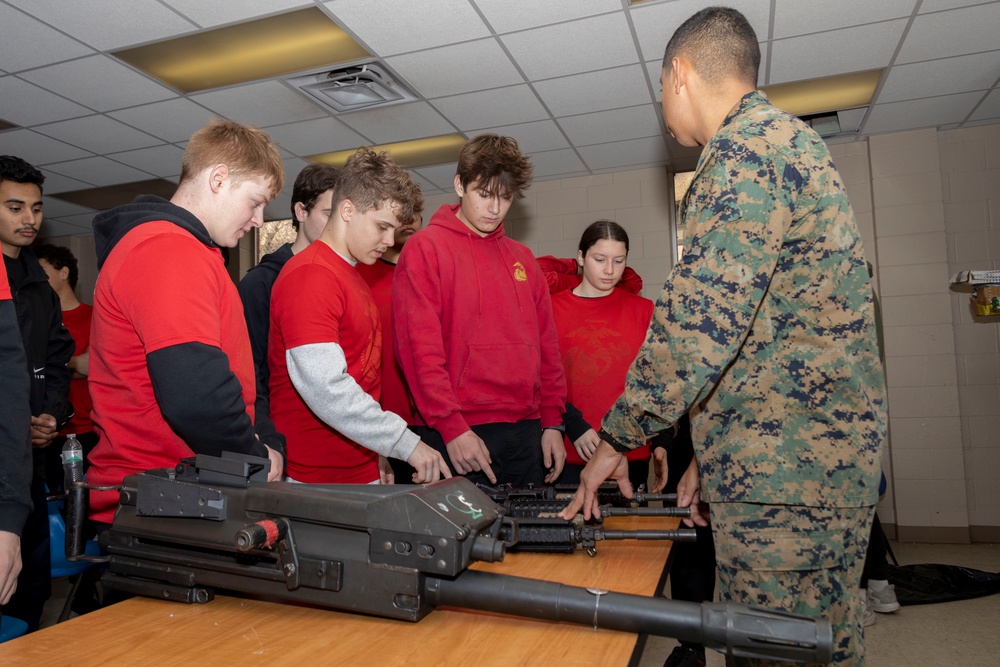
285 62 417 114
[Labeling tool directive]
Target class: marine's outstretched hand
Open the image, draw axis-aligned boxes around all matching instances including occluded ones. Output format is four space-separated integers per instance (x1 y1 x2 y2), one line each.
558 440 631 520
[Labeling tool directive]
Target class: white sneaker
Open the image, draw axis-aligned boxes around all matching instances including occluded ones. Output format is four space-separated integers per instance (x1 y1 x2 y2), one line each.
860 591 877 627
868 582 900 613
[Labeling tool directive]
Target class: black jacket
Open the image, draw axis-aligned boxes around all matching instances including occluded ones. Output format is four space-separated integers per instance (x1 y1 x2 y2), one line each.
0 295 31 535
237 243 293 427
3 248 74 425
92 195 285 459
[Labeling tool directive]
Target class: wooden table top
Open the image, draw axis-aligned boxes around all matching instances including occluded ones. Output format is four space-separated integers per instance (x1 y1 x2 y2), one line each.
0 515 677 667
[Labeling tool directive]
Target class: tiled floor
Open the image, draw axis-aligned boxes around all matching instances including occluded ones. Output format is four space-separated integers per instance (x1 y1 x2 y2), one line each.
639 541 1000 667
37 541 1000 665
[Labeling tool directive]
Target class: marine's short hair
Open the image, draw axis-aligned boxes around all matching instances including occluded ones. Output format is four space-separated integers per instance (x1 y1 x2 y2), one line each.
456 134 533 201
332 147 423 225
290 164 340 230
662 6 760 88
0 155 45 195
179 118 284 198
34 243 79 289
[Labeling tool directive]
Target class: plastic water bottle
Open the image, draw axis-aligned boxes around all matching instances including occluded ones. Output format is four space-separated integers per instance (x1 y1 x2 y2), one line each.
61 434 86 559
61 434 84 487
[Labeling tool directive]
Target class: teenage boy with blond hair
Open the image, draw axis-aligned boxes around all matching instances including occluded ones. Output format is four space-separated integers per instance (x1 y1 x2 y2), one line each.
268 148 449 485
87 119 286 526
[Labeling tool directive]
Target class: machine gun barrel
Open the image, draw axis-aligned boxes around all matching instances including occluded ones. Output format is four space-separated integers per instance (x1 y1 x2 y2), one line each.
94 454 832 664
425 570 832 664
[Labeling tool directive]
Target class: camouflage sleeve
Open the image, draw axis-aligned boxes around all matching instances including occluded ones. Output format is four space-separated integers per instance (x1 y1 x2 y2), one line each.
602 149 790 449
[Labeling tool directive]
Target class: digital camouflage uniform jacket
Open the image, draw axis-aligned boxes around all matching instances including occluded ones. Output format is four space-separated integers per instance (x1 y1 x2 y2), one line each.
602 91 887 508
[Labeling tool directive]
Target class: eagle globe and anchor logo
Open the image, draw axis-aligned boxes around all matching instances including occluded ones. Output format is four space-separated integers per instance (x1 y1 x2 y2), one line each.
437 491 484 520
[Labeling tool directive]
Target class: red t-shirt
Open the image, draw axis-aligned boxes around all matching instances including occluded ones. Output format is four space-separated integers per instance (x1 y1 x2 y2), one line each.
269 241 381 483
356 259 416 424
59 302 94 435
87 223 257 522
551 288 654 465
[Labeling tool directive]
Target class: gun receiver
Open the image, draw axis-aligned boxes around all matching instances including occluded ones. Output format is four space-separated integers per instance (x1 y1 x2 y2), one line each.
477 483 696 555
97 454 832 664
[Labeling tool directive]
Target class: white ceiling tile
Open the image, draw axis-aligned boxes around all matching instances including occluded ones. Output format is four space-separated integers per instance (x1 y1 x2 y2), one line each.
838 108 869 133
533 65 651 118
432 85 548 131
36 171 94 195
108 98 217 143
897 3 1000 63
632 0 772 63
878 51 1000 104
529 148 587 179
34 116 163 154
162 0 312 28
106 145 187 177
281 157 313 184
337 101 456 143
863 92 985 135
558 106 662 147
413 164 459 190
0 129 91 166
48 213 98 229
0 4 94 72
502 13 638 81
964 117 1000 128
386 39 523 99
20 55 176 112
266 194 293 222
191 81 328 127
264 117 368 156
772 0 917 39
970 90 1000 122
39 219 95 238
769 20 907 84
0 76 92 125
406 171 439 196
44 156 154 187
6 0 197 50
477 0 622 34
578 137 669 171
478 120 570 154
919 0 995 12
324 0 490 56
40 198 98 218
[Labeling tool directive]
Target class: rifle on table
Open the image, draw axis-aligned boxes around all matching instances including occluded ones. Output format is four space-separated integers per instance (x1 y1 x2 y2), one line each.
67 453 832 664
477 483 696 556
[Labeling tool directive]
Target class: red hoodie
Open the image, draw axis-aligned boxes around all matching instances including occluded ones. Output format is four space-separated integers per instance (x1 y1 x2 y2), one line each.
393 203 566 444
536 256 644 295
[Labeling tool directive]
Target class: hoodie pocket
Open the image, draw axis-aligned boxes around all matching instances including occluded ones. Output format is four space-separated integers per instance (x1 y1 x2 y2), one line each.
457 343 540 408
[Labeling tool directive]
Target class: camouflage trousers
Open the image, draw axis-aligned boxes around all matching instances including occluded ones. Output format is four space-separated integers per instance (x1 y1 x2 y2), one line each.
709 503 875 667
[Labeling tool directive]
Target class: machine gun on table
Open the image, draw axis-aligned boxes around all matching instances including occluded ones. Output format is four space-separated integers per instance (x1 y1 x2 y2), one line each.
478 483 697 555
67 453 832 664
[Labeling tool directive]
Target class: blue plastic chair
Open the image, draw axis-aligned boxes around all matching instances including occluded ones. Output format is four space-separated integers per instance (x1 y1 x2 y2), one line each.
47 499 102 623
0 615 29 643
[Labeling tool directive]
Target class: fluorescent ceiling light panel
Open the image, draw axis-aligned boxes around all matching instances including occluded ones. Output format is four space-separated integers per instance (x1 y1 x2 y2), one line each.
113 8 370 93
762 69 883 117
310 134 468 170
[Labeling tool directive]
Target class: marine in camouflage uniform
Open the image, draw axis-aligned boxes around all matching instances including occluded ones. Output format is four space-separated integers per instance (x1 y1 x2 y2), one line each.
599 89 886 666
